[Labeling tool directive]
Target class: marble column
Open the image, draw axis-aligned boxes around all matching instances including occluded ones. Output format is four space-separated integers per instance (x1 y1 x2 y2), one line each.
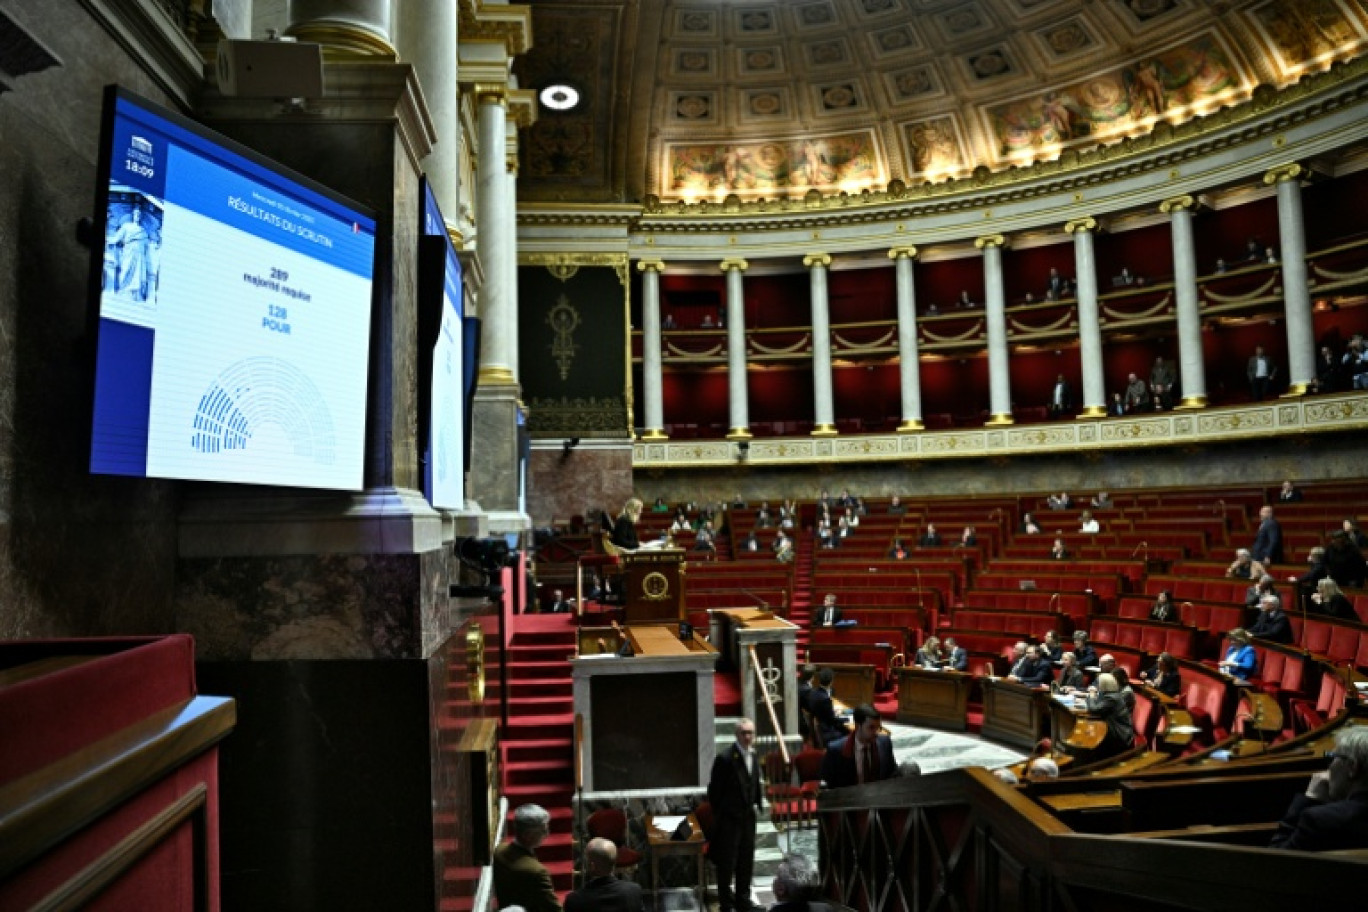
1160 195 1207 408
889 246 923 431
1065 217 1106 418
287 0 395 56
805 253 837 436
721 258 751 440
505 155 520 381
638 259 668 439
977 235 1013 425
475 86 515 388
1265 163 1315 395
395 0 457 213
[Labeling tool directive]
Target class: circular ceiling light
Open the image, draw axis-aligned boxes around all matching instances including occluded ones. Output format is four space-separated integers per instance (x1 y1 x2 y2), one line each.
539 84 580 111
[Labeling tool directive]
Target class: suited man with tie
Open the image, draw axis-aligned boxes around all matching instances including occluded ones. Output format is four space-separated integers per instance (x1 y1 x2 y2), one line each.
812 593 843 628
944 637 969 672
1006 643 1054 687
547 589 574 613
707 718 764 912
806 668 844 745
820 704 900 789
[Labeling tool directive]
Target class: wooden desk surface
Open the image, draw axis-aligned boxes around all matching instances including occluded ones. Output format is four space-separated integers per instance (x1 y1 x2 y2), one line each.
627 625 712 656
1039 790 1123 812
715 608 790 629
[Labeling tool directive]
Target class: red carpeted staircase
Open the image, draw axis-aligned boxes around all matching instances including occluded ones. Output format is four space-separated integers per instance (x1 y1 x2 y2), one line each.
499 614 580 896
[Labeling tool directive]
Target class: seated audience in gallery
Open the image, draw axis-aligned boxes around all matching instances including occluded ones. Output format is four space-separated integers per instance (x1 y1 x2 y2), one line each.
960 525 978 546
1248 345 1278 401
1226 547 1257 579
1327 530 1368 588
661 311 676 329
775 533 795 564
1245 574 1278 609
836 515 853 541
1342 333 1368 389
915 636 944 669
1041 631 1063 663
1057 652 1085 691
1311 577 1357 621
693 522 717 554
888 537 909 560
1090 491 1112 509
812 594 842 629
755 501 773 528
1072 631 1099 670
1046 266 1070 299
1150 589 1179 623
1311 345 1339 392
700 313 714 328
887 494 905 515
1087 673 1136 759
957 290 976 309
741 531 761 553
1079 511 1100 534
943 637 968 671
843 506 859 528
838 488 857 508
1243 236 1263 262
1123 372 1149 412
1218 628 1259 680
918 523 943 547
1270 726 1368 852
1021 512 1042 535
1278 479 1303 502
1139 652 1182 698
817 522 837 550
1050 537 1069 561
1150 355 1177 410
1289 547 1329 612
1108 392 1126 416
854 497 868 516
1006 643 1054 687
1046 491 1073 510
652 496 669 513
1214 257 1228 274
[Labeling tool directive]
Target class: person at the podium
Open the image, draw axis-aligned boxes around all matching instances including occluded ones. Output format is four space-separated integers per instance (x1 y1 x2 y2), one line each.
820 704 899 788
492 804 562 912
707 718 763 912
564 837 644 912
611 497 643 550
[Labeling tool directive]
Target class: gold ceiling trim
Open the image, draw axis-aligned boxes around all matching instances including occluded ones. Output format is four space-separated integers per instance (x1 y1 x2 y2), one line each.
633 56 1368 223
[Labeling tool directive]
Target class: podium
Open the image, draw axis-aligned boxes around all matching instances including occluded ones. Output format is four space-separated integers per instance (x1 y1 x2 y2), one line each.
710 608 799 736
622 549 687 624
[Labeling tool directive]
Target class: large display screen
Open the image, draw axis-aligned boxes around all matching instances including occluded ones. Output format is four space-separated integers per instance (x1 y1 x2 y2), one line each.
89 86 376 491
418 177 465 510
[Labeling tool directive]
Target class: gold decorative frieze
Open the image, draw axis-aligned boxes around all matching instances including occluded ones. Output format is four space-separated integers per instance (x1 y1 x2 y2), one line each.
460 2 533 57
527 396 628 437
631 394 1368 468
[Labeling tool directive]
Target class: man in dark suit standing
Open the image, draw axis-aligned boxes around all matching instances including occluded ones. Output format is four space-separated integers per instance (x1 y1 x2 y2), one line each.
806 668 844 745
1251 504 1285 565
707 718 763 912
820 704 900 789
812 593 842 628
492 804 562 912
564 837 645 912
1272 726 1368 851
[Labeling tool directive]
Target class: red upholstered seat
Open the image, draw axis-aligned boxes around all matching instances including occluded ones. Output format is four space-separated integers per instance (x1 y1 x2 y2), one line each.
1327 626 1359 664
586 807 642 870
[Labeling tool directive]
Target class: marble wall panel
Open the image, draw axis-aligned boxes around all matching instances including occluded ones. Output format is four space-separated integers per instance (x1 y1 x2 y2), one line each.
527 446 634 528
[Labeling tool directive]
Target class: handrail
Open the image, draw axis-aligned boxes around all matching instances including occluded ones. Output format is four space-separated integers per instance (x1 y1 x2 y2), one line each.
573 711 585 889
747 644 789 767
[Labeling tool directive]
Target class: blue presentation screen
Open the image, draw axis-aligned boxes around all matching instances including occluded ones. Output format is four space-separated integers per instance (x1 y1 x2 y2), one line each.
420 178 464 511
90 87 376 491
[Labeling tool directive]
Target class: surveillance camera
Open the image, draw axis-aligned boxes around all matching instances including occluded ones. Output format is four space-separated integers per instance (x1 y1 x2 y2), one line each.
217 38 324 98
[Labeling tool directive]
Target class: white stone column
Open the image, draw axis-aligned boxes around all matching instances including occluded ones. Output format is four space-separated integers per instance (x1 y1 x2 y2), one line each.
721 258 751 440
977 235 1013 425
1066 217 1106 418
1265 163 1315 395
805 253 837 436
1160 195 1207 408
889 246 923 431
287 0 395 55
475 86 515 387
638 259 667 439
395 0 457 213
505 154 520 381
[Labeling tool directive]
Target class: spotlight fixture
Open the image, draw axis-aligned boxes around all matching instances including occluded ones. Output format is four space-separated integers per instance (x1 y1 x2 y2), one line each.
539 83 580 112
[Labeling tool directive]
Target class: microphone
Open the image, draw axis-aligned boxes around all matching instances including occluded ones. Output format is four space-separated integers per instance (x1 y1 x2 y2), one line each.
914 567 924 610
1049 592 1060 612
1130 541 1148 559
739 588 769 610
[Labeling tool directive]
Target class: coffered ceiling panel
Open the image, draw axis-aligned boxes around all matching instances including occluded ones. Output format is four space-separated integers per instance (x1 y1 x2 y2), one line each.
515 0 1368 204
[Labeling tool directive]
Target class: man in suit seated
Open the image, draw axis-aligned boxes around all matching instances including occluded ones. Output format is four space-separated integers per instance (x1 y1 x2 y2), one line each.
820 703 900 789
768 853 834 912
812 593 843 628
1248 592 1293 644
546 589 574 613
1272 726 1368 851
1005 643 1054 687
917 523 943 547
565 838 644 912
807 668 845 745
493 804 562 912
943 637 969 671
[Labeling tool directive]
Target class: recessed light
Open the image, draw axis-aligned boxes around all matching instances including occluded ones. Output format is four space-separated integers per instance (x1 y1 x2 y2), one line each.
539 84 580 111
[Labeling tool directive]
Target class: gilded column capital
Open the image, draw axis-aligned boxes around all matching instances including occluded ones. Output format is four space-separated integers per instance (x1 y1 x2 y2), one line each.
974 234 1006 250
1064 216 1098 235
508 88 538 129
1159 194 1196 214
505 154 519 175
285 22 396 59
720 258 749 272
887 246 918 260
1263 162 1305 185
637 259 666 273
803 253 832 269
473 83 509 107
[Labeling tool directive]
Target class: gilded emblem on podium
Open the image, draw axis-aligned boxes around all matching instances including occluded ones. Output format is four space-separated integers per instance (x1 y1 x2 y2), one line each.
642 570 670 600
466 623 486 704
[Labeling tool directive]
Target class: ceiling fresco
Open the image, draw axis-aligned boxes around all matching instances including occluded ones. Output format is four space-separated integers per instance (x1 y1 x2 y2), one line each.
515 0 1368 204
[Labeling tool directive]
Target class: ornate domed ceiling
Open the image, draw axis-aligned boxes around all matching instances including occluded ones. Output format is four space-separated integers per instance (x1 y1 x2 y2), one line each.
515 0 1368 205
